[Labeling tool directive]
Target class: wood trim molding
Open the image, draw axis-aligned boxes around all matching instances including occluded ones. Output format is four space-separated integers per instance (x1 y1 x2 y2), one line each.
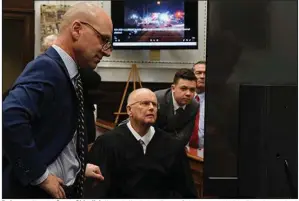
3 8 34 13
3 11 34 67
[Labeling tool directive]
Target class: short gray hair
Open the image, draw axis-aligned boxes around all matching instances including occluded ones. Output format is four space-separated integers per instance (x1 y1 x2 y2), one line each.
192 61 206 71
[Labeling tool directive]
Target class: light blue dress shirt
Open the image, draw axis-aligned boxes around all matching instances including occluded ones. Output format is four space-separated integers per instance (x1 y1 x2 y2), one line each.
197 92 205 149
31 45 80 186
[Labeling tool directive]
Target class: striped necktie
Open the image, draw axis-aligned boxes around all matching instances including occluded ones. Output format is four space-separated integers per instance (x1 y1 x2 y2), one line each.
73 73 86 198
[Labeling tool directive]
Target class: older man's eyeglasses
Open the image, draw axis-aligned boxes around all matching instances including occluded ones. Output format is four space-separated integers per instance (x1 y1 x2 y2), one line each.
128 100 159 109
80 21 112 51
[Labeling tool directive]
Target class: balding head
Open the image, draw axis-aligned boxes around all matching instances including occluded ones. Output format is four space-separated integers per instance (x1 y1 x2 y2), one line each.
126 88 158 128
54 2 113 69
127 88 155 106
59 2 112 35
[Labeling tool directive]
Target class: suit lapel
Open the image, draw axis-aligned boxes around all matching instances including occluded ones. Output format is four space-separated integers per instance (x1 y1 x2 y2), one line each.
44 47 79 140
44 47 77 96
164 91 198 131
184 102 197 119
164 90 177 129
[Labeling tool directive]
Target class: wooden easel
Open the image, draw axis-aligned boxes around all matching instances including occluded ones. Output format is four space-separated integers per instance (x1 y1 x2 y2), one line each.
114 64 142 125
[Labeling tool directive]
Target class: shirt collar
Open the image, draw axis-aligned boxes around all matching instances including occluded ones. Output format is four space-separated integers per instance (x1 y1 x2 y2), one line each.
195 92 205 99
52 45 78 79
172 92 186 111
127 121 155 146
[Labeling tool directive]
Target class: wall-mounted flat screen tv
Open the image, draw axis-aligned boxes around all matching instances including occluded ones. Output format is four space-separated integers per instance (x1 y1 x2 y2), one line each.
111 0 198 49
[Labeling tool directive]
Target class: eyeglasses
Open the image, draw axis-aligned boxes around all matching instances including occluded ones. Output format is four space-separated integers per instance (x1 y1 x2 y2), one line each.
128 100 159 109
80 21 113 51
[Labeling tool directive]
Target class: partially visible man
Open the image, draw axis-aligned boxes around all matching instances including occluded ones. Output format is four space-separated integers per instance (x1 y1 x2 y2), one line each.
84 88 197 198
189 61 206 149
155 68 199 146
79 68 102 144
41 34 58 53
3 2 112 199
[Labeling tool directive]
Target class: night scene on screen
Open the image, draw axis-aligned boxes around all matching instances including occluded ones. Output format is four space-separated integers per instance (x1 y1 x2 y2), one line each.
116 0 186 42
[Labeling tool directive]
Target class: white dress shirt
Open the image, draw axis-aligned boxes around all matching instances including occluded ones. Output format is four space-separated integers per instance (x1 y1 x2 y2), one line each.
127 121 155 154
195 92 205 149
172 92 186 114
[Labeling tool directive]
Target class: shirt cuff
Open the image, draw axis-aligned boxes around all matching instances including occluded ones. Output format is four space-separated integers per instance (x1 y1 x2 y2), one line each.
30 169 49 185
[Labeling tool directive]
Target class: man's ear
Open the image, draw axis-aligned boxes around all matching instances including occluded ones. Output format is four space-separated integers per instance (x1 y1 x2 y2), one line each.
71 21 82 41
126 106 132 117
171 84 175 92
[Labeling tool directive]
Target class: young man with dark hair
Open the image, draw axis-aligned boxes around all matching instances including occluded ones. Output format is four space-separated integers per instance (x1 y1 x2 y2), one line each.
155 68 199 145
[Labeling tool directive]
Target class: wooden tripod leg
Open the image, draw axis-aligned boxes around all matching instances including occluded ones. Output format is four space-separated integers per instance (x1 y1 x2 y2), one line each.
133 65 136 90
136 65 143 88
114 68 133 125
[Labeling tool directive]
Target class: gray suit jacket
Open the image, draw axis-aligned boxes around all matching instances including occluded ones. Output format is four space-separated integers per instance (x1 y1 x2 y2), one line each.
155 88 199 145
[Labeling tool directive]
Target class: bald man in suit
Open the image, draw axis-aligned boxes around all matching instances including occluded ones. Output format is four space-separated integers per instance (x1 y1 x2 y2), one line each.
2 3 112 198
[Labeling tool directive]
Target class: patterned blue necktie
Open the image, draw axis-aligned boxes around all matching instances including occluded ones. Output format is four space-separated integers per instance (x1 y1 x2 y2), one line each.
73 73 85 198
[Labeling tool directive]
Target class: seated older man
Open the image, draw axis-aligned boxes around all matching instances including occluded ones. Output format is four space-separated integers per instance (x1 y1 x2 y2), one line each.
84 88 197 198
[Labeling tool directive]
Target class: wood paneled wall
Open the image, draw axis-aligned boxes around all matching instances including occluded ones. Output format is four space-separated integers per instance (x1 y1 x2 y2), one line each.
3 0 35 92
3 0 33 10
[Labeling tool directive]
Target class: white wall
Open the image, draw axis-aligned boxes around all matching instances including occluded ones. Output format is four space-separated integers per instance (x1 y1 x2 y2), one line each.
34 1 207 82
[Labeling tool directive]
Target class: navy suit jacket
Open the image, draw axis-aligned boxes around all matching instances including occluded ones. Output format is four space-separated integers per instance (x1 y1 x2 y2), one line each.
2 47 80 198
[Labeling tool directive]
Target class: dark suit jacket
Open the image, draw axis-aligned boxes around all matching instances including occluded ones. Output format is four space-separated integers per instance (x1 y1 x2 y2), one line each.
154 88 199 145
2 47 83 198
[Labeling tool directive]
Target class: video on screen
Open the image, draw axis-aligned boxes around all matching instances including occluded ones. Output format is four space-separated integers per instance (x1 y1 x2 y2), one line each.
123 0 185 42
111 0 198 49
